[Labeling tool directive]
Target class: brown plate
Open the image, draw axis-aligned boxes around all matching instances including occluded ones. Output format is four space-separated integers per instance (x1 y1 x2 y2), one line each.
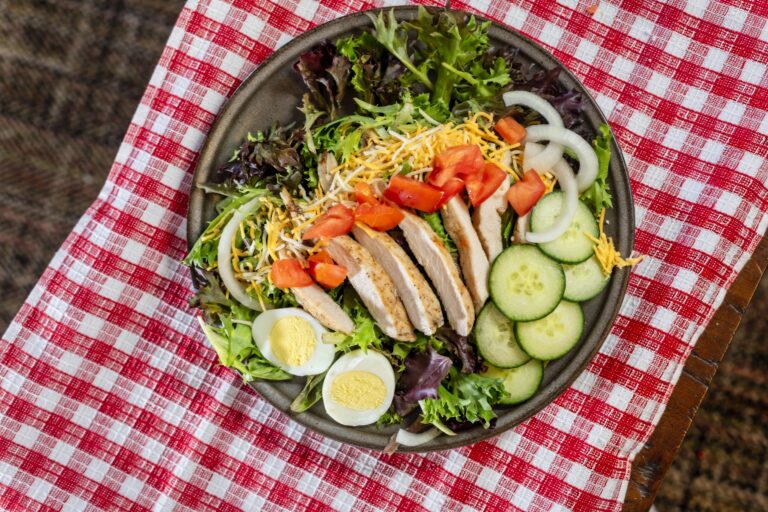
187 6 634 452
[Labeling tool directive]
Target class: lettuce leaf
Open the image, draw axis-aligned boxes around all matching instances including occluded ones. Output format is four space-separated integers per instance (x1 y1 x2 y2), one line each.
419 368 508 434
290 371 327 412
580 124 613 214
198 317 290 382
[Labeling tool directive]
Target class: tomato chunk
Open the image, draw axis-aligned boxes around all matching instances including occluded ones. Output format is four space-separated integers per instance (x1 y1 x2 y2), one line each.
429 145 484 187
495 117 526 145
435 177 465 209
307 250 334 266
354 182 378 205
310 263 347 289
506 170 546 216
383 175 444 213
302 204 354 240
271 258 313 288
354 203 404 231
465 162 508 207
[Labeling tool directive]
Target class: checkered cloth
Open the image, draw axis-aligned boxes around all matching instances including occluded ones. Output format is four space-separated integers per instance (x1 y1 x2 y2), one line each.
2 0 767 510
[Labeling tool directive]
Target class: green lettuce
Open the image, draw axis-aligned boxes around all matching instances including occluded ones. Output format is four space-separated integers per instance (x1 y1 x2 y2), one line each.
580 124 613 214
419 368 508 434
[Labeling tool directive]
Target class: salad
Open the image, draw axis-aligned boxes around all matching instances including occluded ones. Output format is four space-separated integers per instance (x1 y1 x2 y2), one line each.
184 7 642 449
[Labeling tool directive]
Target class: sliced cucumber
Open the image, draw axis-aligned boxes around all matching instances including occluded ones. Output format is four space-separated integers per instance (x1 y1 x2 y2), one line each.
530 193 598 264
563 256 610 302
515 300 584 360
474 303 531 368
489 245 565 322
483 359 544 405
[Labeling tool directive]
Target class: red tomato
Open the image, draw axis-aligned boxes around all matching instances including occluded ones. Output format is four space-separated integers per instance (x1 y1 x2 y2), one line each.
465 162 508 207
429 145 484 187
383 175 444 213
354 182 378 205
311 263 347 289
354 203 405 231
495 117 526 145
307 250 334 267
506 170 546 216
435 177 465 209
302 204 354 240
271 258 313 288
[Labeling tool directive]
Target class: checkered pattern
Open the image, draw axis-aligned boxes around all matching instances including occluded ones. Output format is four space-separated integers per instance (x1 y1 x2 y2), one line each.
1 0 767 510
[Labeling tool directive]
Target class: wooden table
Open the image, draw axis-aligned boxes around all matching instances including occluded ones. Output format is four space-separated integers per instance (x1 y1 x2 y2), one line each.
623 236 768 510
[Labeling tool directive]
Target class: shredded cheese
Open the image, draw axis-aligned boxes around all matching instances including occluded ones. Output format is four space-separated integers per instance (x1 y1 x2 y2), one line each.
587 209 645 275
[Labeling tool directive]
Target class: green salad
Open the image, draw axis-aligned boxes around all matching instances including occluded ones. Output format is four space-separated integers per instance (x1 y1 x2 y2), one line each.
184 7 639 450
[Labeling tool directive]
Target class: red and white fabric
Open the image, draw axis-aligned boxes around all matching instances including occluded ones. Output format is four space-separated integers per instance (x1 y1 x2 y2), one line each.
2 0 767 510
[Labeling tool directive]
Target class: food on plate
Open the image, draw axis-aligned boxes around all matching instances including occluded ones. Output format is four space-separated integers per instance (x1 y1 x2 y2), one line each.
184 6 642 449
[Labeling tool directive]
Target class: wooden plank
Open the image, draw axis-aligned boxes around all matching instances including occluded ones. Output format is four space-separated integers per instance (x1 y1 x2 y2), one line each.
623 236 768 510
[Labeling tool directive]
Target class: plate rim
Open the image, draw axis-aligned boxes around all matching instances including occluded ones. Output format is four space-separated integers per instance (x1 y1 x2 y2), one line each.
186 5 635 453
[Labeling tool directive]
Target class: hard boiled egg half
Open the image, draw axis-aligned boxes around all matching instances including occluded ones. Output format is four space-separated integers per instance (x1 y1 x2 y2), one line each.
322 350 395 426
252 308 334 376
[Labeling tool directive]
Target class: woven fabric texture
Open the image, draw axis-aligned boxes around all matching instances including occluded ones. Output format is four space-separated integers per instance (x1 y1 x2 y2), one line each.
1 0 768 510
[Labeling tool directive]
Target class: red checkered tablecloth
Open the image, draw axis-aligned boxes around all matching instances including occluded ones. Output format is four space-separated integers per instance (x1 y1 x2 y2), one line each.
2 0 768 510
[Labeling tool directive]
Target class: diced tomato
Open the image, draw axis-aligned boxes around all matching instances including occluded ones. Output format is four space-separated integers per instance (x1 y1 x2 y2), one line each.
466 162 508 207
302 204 354 240
271 258 313 288
506 170 546 216
495 117 526 145
310 263 347 289
354 182 378 205
383 175 444 213
429 145 484 187
307 250 334 267
435 177 465 209
354 203 405 231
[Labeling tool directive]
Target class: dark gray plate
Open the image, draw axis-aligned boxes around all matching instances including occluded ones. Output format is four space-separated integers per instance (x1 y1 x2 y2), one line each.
187 6 634 452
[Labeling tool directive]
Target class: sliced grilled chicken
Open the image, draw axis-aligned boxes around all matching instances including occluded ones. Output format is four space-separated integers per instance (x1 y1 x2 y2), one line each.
441 196 490 310
472 177 511 262
318 152 337 192
327 235 416 341
398 211 474 336
291 284 354 334
352 225 443 335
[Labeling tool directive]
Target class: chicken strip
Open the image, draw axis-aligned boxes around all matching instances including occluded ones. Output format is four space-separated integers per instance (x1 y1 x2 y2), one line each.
291 284 355 334
327 235 416 341
441 196 490 310
398 211 474 336
471 177 511 262
352 224 443 335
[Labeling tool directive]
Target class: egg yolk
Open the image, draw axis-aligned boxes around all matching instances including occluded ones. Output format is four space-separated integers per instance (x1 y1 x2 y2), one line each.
330 371 387 411
269 316 316 367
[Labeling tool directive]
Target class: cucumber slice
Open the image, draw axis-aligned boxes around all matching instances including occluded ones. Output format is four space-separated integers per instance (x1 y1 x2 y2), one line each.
515 301 584 360
474 303 531 368
483 359 544 405
489 245 565 322
530 193 598 264
563 256 610 302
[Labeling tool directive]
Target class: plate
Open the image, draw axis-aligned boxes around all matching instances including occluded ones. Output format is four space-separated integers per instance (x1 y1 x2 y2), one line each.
187 6 634 452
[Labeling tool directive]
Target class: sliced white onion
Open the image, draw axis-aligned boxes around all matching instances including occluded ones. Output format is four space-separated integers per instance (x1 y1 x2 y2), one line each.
522 142 579 244
515 213 529 243
524 124 598 193
217 198 264 311
395 428 441 447
502 91 564 173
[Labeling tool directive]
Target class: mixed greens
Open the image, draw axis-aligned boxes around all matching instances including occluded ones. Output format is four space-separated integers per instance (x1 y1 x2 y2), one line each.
185 7 627 447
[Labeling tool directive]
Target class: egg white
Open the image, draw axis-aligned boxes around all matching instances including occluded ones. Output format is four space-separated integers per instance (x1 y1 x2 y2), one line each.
322 350 395 426
251 307 335 376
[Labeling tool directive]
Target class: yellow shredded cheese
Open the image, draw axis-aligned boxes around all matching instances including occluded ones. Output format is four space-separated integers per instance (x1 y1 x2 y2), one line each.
587 209 645 275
